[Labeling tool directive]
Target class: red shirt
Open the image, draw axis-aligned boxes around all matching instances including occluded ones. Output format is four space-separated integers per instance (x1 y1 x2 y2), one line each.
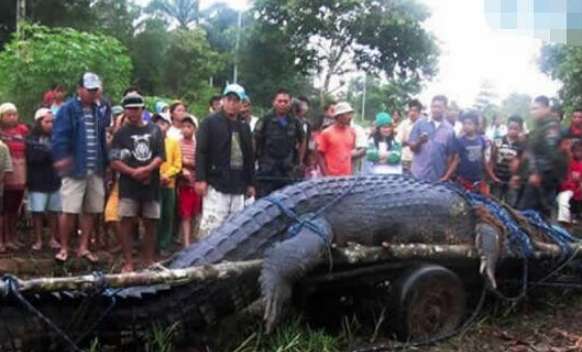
1 124 29 189
317 124 356 176
560 159 582 200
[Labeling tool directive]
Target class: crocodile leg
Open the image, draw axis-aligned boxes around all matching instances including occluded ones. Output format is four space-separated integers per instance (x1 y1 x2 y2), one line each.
475 223 502 289
259 216 333 333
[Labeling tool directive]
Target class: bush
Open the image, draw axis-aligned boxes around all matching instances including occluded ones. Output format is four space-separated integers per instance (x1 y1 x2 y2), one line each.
0 23 133 121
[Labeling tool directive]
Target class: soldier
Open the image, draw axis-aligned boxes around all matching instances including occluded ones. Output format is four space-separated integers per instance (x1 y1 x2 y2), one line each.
254 89 304 197
514 95 568 218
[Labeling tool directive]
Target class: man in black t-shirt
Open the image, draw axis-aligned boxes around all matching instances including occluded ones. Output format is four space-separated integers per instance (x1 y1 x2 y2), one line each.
110 93 165 272
491 115 525 205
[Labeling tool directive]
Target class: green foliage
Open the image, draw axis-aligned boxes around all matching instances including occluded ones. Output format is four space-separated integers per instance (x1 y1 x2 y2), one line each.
253 0 439 99
0 23 132 120
539 43 582 110
230 318 342 352
346 75 422 121
500 93 532 122
145 323 179 352
131 18 171 95
147 0 200 29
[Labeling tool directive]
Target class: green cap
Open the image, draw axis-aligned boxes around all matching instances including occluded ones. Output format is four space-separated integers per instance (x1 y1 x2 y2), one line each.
375 112 393 127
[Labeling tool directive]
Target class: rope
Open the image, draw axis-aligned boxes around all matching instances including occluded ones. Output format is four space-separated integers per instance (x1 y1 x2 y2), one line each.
1 275 83 352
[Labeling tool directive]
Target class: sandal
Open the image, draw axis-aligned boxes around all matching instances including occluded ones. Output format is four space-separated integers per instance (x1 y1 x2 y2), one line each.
78 250 99 264
0 244 6 254
55 250 68 263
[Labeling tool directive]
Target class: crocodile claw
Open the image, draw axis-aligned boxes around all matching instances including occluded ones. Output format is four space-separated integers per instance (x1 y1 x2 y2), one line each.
263 279 292 334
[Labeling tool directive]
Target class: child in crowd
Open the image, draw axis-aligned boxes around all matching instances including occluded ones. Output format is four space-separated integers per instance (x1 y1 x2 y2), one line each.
167 101 187 140
110 94 164 272
178 115 201 247
26 108 61 251
557 140 582 228
304 152 322 179
155 114 182 253
491 115 525 204
365 113 402 175
0 103 28 250
444 111 500 194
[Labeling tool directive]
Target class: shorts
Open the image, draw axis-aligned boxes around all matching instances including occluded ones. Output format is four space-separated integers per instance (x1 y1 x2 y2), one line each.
27 191 62 213
178 185 202 219
104 183 119 223
60 175 105 214
118 198 160 220
3 189 24 215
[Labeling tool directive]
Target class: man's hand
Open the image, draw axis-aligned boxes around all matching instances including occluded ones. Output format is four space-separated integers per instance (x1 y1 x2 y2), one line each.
160 175 170 186
419 133 429 144
133 167 151 181
528 173 542 188
246 186 256 199
53 158 73 174
195 181 208 196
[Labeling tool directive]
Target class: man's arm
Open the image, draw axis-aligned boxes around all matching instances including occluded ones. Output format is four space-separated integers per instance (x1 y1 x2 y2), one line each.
51 104 74 173
408 123 427 153
441 154 459 181
195 120 209 182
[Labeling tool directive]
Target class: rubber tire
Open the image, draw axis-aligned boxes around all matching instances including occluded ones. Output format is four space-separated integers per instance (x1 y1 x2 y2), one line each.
390 264 466 342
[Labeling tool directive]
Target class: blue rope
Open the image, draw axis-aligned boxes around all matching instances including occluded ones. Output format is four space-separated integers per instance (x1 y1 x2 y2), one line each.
1 275 83 352
264 176 361 244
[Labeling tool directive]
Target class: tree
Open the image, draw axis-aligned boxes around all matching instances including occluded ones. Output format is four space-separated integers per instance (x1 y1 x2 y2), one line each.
500 93 531 120
253 0 439 103
0 0 16 49
28 0 94 31
147 0 200 29
131 18 171 95
539 43 582 110
473 80 499 120
161 28 225 117
0 24 132 120
346 75 421 122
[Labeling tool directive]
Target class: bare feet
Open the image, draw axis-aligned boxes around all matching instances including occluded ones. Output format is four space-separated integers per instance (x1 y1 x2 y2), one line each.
77 250 99 264
55 249 68 262
49 239 61 250
31 241 42 251
121 264 134 273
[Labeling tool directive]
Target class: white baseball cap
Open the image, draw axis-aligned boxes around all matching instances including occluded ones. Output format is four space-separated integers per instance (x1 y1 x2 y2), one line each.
79 72 102 90
334 102 354 117
34 107 52 121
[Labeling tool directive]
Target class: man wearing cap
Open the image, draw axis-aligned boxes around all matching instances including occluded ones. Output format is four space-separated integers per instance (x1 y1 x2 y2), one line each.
254 88 305 197
317 102 358 177
195 84 255 237
52 72 110 263
110 93 165 272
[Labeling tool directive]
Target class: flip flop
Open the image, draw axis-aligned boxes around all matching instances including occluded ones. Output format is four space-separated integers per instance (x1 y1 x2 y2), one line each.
55 250 68 263
78 250 99 264
0 245 6 254
31 242 42 251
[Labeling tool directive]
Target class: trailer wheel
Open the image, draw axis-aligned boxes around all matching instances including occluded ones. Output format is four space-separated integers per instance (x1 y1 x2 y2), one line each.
390 264 466 341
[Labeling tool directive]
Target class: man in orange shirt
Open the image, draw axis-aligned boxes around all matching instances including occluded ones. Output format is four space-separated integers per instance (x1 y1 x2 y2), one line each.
317 102 359 176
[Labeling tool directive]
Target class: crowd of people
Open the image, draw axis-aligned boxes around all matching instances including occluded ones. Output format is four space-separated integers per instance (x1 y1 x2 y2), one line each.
0 70 579 272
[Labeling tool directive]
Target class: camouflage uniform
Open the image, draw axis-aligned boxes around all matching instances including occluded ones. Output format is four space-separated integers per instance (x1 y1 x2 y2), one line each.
516 117 567 217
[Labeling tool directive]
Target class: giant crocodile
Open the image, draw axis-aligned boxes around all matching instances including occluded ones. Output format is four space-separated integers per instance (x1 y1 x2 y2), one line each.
0 175 554 351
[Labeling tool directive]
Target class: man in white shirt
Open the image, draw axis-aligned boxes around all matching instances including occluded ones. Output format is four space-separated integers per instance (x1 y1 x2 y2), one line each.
396 99 423 172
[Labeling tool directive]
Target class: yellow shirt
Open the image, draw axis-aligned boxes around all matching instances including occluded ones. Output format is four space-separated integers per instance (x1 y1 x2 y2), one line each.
160 138 182 188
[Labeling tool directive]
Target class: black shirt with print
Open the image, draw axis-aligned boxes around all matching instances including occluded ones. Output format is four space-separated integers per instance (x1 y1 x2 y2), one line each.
111 123 165 202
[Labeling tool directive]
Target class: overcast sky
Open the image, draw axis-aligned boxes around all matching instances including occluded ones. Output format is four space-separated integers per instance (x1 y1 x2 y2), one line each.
136 0 561 107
